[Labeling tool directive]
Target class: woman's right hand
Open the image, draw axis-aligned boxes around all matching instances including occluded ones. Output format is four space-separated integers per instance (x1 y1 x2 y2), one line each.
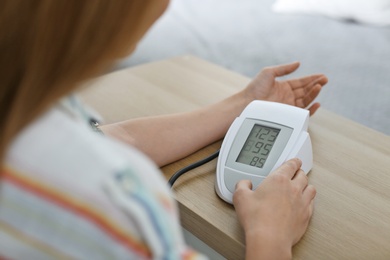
233 158 316 260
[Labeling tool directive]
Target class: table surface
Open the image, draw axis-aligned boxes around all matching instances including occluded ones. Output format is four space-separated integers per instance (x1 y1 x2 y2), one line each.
79 55 390 260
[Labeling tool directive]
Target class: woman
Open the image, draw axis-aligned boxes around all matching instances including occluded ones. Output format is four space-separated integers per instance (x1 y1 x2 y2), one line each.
0 0 327 259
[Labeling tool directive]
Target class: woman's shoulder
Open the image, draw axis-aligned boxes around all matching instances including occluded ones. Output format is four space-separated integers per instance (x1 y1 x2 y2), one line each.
4 95 171 205
0 96 205 259
5 95 161 180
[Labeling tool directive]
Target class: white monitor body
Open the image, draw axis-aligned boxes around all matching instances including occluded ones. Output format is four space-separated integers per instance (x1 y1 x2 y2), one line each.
215 100 313 204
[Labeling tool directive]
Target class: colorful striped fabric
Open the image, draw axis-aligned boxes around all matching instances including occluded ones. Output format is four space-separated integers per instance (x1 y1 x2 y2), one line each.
0 96 207 260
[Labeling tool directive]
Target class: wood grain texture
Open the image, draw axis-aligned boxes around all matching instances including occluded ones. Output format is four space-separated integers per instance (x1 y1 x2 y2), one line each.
79 55 390 260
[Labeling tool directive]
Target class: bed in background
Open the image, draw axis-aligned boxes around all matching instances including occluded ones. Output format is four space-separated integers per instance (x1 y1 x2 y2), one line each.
118 0 390 135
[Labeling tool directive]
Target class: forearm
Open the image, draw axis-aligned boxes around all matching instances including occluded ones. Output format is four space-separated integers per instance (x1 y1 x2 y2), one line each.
101 90 251 166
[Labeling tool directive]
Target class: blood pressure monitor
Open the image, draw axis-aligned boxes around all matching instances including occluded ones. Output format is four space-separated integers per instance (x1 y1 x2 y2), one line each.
215 100 313 204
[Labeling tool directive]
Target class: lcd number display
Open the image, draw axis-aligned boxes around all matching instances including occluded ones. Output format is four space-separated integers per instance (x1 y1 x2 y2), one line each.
236 124 280 168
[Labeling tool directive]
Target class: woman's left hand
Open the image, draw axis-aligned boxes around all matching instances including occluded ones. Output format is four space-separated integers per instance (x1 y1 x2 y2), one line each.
244 62 328 115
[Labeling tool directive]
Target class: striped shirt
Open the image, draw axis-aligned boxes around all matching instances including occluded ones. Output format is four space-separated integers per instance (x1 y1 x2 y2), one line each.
0 95 206 260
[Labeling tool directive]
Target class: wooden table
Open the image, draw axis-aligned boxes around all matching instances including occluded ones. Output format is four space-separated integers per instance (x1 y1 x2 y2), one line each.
79 55 390 260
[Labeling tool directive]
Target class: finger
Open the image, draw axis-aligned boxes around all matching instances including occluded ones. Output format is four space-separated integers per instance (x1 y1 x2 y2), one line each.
295 98 305 108
295 85 321 108
292 169 308 191
235 179 253 192
290 74 327 90
295 83 321 109
303 185 317 208
272 158 302 180
303 185 316 221
294 79 322 102
265 62 300 77
308 102 321 116
295 89 321 112
298 100 321 116
308 199 315 218
233 180 253 205
290 75 322 89
302 76 328 96
305 84 322 101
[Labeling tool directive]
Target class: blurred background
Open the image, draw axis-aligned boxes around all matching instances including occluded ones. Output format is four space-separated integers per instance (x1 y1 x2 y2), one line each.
117 0 390 135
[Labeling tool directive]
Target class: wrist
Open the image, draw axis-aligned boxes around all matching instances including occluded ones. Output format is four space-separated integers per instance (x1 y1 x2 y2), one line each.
232 89 254 113
245 229 292 260
100 123 137 147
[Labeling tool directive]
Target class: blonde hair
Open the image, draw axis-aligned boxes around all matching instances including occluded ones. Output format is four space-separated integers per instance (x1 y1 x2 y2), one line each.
0 0 157 161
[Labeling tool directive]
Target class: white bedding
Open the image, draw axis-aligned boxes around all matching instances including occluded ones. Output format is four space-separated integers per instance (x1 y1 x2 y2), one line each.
273 0 390 26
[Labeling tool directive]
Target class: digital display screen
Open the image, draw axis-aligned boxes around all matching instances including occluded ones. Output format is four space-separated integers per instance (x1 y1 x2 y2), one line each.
236 124 280 168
